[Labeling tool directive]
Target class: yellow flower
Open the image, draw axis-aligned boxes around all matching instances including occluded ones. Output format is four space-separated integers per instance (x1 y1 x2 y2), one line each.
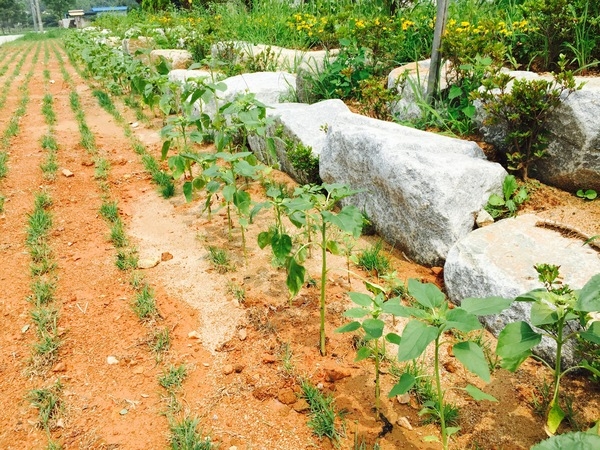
461 21 469 27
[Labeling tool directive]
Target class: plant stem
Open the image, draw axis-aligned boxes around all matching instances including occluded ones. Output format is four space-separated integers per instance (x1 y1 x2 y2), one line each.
374 338 380 416
434 335 448 450
550 317 565 409
319 219 327 356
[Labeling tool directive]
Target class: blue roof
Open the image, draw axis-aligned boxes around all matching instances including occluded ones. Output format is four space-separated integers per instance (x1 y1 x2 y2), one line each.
91 6 128 12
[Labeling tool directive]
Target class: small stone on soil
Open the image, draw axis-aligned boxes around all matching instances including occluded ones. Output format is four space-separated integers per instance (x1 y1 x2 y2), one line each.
396 393 411 404
137 257 160 269
62 169 74 177
161 252 173 261
292 399 310 413
107 356 119 365
188 330 201 339
397 416 413 430
237 328 247 341
262 354 276 364
277 388 297 405
223 364 234 375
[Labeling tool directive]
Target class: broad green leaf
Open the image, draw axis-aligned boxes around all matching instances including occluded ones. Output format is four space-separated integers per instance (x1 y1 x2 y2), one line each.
233 190 251 214
531 301 559 326
326 239 341 255
182 181 193 203
382 298 407 316
362 318 385 339
385 332 401 345
547 401 566 434
448 85 463 100
503 175 517 199
500 352 531 372
453 341 491 382
257 230 272 249
487 193 505 206
465 384 497 402
397 320 439 361
423 436 440 443
222 184 235 202
579 321 600 345
408 279 445 309
460 297 513 316
322 205 363 238
388 373 415 397
496 321 542 360
445 308 482 333
286 258 305 298
335 321 361 334
355 345 371 361
531 432 600 450
272 233 292 259
348 292 373 308
161 140 171 160
446 427 461 437
343 308 369 319
168 155 186 180
576 274 600 312
515 288 547 302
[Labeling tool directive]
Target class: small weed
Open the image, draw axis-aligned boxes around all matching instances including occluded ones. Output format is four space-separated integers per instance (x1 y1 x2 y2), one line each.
28 379 63 430
0 194 5 212
28 241 53 264
41 156 59 180
34 191 53 210
46 440 63 450
279 342 295 375
130 271 145 290
226 281 245 304
150 327 171 359
169 416 216 450
27 208 52 244
357 241 391 277
159 364 188 392
99 201 119 223
133 284 158 320
531 379 553 418
116 249 138 271
94 158 110 180
29 279 56 307
110 219 128 248
301 379 345 443
30 259 57 277
206 246 233 273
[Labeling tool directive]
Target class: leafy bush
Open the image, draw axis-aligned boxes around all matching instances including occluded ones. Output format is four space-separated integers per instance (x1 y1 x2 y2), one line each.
485 175 529 219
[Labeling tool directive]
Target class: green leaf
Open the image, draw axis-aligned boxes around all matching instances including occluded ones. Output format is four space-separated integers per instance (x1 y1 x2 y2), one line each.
286 258 305 298
322 205 363 238
444 308 482 333
502 175 517 200
397 320 438 361
460 297 513 316
182 181 193 203
423 436 440 443
335 321 361 334
257 230 273 249
516 288 548 303
446 427 461 437
343 308 369 319
448 85 463 100
381 298 407 316
453 341 491 382
547 401 566 435
579 321 600 345
161 140 171 160
500 352 531 372
364 281 386 296
576 274 600 312
581 360 600 378
272 233 292 259
348 292 373 308
388 373 415 397
355 345 371 361
531 301 559 326
385 332 401 345
465 384 497 402
362 318 385 339
487 193 505 206
326 239 341 255
496 321 542 361
531 432 600 450
408 279 445 309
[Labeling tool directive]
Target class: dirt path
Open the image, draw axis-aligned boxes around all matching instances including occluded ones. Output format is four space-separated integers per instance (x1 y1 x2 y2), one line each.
0 38 598 450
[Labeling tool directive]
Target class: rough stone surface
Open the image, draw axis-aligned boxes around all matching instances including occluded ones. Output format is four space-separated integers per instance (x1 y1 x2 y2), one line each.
320 112 507 265
122 36 155 56
444 214 600 366
474 72 600 191
168 69 213 85
150 49 193 70
248 99 350 184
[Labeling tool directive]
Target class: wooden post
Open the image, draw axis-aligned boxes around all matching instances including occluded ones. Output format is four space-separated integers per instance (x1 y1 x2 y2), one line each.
426 0 450 104
28 0 38 32
34 0 43 33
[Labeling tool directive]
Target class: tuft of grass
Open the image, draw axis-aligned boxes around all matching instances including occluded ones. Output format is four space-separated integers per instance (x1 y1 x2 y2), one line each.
133 284 158 320
206 246 233 273
34 191 53 210
110 219 128 248
29 279 56 307
159 364 188 392
28 379 63 430
301 379 345 443
94 158 110 180
150 327 171 359
279 342 295 375
99 201 119 223
116 248 138 271
0 194 5 212
169 416 216 450
357 240 391 277
130 270 145 290
226 281 245 304
27 208 52 245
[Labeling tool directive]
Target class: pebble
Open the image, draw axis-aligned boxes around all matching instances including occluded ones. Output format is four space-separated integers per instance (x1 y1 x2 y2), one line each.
234 364 244 373
137 257 160 269
262 354 276 364
223 364 234 375
277 388 297 405
161 252 173 261
396 393 411 404
237 328 247 341
21 324 29 334
119 408 128 415
188 331 201 339
62 169 74 178
397 416 413 430
107 356 119 365
292 399 310 413
52 362 67 372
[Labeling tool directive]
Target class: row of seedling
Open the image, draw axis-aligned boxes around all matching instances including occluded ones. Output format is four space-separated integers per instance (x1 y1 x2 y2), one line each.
26 46 65 450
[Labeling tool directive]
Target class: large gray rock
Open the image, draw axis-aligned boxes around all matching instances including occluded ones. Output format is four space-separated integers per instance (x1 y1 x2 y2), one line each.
475 72 600 191
248 99 350 184
168 69 214 84
320 112 507 265
444 214 600 367
150 49 193 69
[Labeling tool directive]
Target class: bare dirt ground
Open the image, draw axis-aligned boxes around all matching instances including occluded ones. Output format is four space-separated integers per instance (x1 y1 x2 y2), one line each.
0 39 598 450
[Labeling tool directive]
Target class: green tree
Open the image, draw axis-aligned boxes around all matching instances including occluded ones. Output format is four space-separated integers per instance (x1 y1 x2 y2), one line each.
0 0 27 33
43 0 76 19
